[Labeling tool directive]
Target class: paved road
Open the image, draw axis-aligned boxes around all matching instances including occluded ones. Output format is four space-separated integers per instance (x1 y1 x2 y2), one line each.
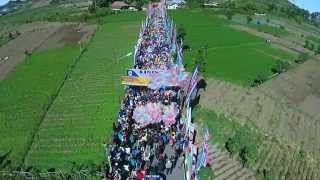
164 145 185 180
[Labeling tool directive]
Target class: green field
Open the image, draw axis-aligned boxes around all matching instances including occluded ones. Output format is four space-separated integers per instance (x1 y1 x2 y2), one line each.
171 10 296 86
0 46 81 166
24 12 143 170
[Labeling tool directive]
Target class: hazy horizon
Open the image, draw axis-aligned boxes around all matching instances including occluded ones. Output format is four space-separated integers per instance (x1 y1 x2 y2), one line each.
0 0 319 13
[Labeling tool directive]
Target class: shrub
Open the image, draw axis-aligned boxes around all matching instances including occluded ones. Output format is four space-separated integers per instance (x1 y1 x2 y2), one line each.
295 52 309 64
271 60 290 74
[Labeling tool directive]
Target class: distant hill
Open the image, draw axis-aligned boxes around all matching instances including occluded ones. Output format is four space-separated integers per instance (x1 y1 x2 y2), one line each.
216 0 303 12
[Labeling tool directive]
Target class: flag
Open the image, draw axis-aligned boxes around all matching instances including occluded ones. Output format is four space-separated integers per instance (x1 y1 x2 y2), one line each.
185 65 199 106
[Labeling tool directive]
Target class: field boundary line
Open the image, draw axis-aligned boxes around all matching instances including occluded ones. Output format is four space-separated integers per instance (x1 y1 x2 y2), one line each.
21 29 98 165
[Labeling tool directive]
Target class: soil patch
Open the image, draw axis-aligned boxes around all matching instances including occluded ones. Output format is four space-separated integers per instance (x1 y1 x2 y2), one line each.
260 58 320 120
0 22 96 80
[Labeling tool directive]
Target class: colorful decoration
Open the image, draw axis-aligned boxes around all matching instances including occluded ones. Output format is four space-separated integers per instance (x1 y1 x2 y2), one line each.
147 65 190 89
132 102 179 127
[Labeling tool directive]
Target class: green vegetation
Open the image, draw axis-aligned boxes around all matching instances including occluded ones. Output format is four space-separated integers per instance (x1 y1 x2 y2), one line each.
24 12 142 170
194 107 263 168
0 46 81 167
198 167 214 180
249 24 290 37
295 52 309 64
0 36 11 47
171 10 295 86
271 60 290 74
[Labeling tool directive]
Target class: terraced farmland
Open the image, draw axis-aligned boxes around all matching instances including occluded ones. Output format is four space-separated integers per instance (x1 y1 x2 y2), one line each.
254 140 320 180
0 46 81 166
207 144 256 180
24 13 143 170
199 78 320 164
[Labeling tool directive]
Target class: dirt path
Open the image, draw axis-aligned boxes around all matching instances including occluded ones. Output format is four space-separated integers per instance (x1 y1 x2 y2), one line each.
199 78 320 159
207 144 256 180
229 24 311 54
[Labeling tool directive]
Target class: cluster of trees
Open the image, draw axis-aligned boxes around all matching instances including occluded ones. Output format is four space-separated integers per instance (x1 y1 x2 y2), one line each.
224 128 259 168
194 48 207 74
250 74 267 87
271 60 289 74
217 0 320 27
295 52 309 64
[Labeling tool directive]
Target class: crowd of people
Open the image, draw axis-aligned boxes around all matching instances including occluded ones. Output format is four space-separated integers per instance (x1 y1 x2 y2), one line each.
105 2 187 180
134 4 173 70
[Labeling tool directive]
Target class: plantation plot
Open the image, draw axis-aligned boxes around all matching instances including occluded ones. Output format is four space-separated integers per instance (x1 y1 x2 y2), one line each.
0 46 81 166
171 10 296 86
25 13 142 170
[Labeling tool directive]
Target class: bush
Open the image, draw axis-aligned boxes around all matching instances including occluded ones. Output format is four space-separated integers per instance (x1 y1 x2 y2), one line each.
295 52 309 64
225 9 234 20
271 60 290 74
247 15 253 24
250 74 268 87
224 127 259 165
177 25 186 41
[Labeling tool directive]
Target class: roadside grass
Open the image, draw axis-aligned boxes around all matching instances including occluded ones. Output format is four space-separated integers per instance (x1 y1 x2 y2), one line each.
0 46 81 167
24 13 142 170
171 10 295 86
194 107 262 167
198 167 215 180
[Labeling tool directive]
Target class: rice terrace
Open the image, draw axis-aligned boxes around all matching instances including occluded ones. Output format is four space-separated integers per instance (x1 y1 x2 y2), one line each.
0 0 320 179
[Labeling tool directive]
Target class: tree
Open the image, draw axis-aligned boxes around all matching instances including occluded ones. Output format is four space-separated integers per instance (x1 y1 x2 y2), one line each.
239 146 248 167
271 60 290 74
225 9 234 20
304 40 309 49
8 32 14 40
96 0 112 8
194 49 206 74
310 43 315 51
251 74 267 87
88 0 97 13
177 26 186 42
266 18 270 23
317 45 320 54
295 52 309 64
136 0 145 10
246 15 253 24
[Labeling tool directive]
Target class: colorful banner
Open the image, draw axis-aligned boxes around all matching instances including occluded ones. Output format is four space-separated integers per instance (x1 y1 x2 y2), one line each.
196 127 209 171
185 65 199 107
127 69 161 77
148 66 189 89
121 76 150 86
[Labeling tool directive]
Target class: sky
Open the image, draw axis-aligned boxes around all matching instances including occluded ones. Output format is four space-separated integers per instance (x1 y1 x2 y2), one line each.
0 0 9 6
0 0 319 12
290 0 320 12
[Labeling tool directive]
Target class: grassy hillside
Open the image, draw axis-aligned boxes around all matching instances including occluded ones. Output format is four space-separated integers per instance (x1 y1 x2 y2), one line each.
0 46 81 166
